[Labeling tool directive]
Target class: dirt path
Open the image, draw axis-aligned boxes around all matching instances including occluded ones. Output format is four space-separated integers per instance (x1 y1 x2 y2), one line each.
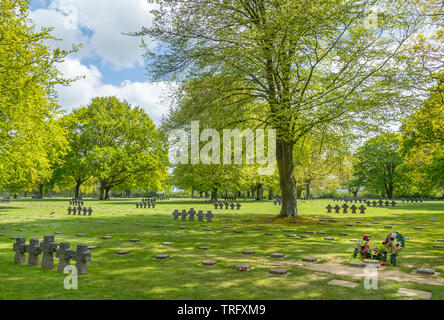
294 262 444 286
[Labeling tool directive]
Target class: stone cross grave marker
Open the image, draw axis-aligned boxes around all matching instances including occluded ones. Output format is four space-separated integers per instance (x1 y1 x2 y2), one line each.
334 205 341 214
326 205 332 213
72 244 91 275
197 210 205 222
342 203 349 214
350 205 357 214
13 237 27 264
26 238 42 267
41 235 58 270
359 205 366 214
181 210 187 221
206 211 214 222
188 208 196 221
236 203 242 210
56 242 74 273
172 210 180 220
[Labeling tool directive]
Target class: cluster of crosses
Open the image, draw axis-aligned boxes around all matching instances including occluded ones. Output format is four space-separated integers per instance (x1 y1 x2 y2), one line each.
365 200 396 207
332 198 367 203
70 199 84 206
149 195 169 201
172 209 214 222
400 198 423 203
67 206 93 216
273 198 282 205
13 235 91 275
1 196 11 203
136 201 156 209
213 201 242 210
326 203 367 214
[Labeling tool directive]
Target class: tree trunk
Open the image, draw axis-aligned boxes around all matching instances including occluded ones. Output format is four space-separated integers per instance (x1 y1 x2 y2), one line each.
37 183 44 199
99 181 106 200
256 184 263 200
14 193 18 199
105 186 111 200
305 182 311 200
74 179 83 199
268 188 273 200
296 185 303 198
211 188 218 201
277 140 298 217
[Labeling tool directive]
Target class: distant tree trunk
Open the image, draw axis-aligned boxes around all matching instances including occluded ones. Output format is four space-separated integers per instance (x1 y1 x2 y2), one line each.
247 190 250 198
191 188 194 198
14 193 18 199
305 180 311 200
37 183 44 199
256 184 263 200
277 140 298 217
211 188 218 201
296 185 303 198
251 188 255 199
268 188 273 200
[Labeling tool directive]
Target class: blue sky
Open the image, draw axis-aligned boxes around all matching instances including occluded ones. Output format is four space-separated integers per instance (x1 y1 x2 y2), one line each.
29 0 171 123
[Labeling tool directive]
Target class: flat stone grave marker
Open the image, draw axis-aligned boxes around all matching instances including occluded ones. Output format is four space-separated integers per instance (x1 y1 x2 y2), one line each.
324 237 335 241
115 250 131 255
87 246 99 250
413 227 423 230
129 239 140 243
101 236 112 239
265 233 274 236
270 253 285 258
397 288 431 299
405 237 412 240
162 242 173 246
300 235 311 238
349 239 359 242
437 239 444 242
339 233 349 236
305 231 314 234
433 244 444 248
156 254 170 259
416 268 435 275
346 224 354 226
199 246 210 250
349 261 365 267
234 230 243 233
201 260 218 266
242 250 255 255
204 228 213 231
384 225 393 228
327 279 358 288
286 234 299 238
356 221 363 224
235 264 252 271
179 227 186 230
225 226 233 229
76 234 86 237
55 232 64 234
269 268 289 276
302 257 317 262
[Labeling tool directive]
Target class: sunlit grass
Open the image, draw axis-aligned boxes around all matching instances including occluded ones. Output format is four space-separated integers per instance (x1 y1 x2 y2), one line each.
0 198 443 300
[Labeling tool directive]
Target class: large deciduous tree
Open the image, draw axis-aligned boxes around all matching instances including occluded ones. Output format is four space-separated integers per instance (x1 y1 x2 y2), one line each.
353 133 403 198
133 0 434 216
0 0 76 195
65 97 168 200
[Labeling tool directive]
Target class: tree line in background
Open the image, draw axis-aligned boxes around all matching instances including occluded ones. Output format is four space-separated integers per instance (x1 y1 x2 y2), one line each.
0 0 442 204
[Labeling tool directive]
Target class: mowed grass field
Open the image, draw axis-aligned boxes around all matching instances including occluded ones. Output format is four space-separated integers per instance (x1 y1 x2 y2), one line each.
0 198 443 300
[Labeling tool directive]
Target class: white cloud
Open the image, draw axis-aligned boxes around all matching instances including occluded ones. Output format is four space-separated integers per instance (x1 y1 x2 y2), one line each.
31 0 156 70
56 59 173 124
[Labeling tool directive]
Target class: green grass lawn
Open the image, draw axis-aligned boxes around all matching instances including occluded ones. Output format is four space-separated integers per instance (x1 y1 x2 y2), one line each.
0 198 443 300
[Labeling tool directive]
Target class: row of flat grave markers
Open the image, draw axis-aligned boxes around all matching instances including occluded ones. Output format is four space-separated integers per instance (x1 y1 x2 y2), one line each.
67 207 93 216
213 202 242 210
326 204 367 214
172 209 214 222
70 199 84 206
136 202 156 209
12 235 91 275
273 198 282 205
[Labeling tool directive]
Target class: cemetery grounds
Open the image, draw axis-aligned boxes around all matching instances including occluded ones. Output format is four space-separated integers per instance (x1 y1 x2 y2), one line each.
0 198 443 300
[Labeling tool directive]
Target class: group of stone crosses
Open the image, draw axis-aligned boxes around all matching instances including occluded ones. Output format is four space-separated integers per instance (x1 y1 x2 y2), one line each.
67 206 93 216
136 199 156 209
273 198 282 205
400 198 424 203
70 199 84 206
13 235 91 275
365 199 396 207
326 203 367 214
1 196 11 203
172 209 214 222
213 201 242 210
